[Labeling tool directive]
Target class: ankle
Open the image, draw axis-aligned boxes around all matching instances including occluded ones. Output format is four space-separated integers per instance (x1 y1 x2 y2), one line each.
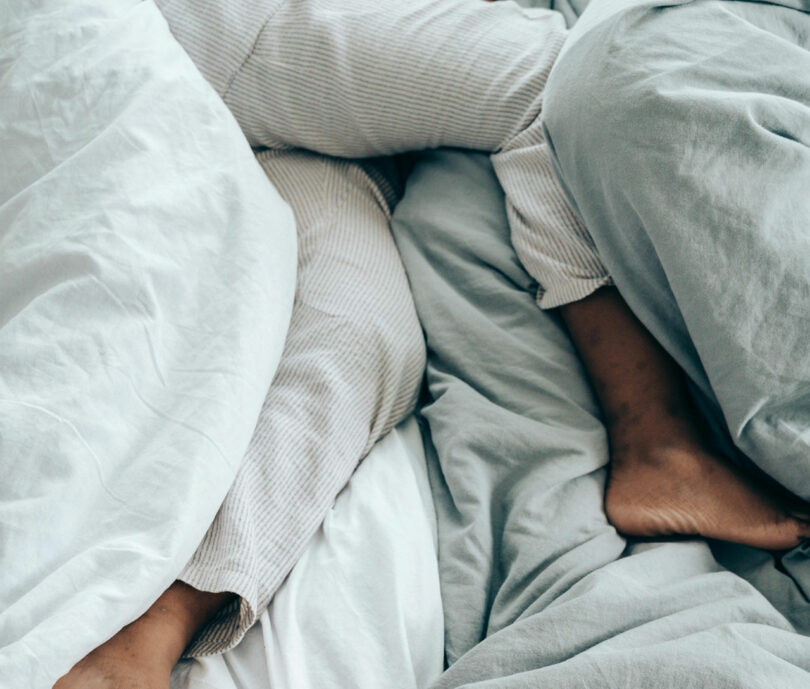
608 401 703 457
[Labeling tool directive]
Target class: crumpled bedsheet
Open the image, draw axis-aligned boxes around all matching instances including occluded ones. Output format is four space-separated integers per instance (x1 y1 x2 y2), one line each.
171 417 444 689
543 0 810 630
391 150 810 687
546 0 810 502
0 2 296 686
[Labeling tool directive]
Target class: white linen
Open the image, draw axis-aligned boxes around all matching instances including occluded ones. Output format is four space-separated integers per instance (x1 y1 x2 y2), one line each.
171 417 444 689
0 2 296 686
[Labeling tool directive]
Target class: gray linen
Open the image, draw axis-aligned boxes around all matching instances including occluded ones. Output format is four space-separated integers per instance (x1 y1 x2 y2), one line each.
391 150 810 688
543 0 810 632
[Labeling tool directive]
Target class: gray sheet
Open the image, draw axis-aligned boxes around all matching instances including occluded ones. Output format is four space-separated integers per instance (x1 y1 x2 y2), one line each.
543 0 810 631
391 151 810 687
545 0 810 496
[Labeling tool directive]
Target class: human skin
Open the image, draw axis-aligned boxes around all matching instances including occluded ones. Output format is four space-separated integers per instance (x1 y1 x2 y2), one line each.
53 582 233 689
562 287 810 550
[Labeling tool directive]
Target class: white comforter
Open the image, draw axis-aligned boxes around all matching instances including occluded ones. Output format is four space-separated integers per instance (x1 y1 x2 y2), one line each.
0 1 297 685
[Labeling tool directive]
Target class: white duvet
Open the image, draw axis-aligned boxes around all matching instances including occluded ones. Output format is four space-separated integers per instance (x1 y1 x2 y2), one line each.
0 1 297 686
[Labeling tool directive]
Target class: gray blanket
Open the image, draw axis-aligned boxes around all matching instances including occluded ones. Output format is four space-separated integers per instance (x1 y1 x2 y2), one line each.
544 0 810 625
545 0 810 499
391 151 810 687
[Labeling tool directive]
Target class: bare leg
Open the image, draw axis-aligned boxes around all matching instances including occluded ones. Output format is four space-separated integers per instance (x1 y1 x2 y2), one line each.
53 582 232 689
561 287 810 550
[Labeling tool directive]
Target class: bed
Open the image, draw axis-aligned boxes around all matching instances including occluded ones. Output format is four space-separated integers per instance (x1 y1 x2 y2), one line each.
172 147 810 688
4 0 810 687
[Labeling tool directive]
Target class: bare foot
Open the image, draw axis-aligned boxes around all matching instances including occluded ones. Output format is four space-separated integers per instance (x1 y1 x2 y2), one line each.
559 287 810 551
606 439 810 550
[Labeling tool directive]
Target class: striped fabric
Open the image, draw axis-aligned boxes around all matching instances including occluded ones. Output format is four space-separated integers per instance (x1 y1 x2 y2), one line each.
493 136 614 307
156 0 613 309
153 0 616 654
180 150 425 655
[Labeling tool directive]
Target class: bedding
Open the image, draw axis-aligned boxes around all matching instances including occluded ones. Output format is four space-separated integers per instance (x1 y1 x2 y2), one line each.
171 417 444 689
545 0 810 497
7 1 809 687
0 1 296 685
542 0 810 630
390 150 810 687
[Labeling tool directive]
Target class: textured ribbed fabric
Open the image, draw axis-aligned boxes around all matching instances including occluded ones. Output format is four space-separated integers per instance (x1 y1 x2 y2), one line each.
156 0 612 310
180 150 425 656
492 133 614 308
152 0 619 656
